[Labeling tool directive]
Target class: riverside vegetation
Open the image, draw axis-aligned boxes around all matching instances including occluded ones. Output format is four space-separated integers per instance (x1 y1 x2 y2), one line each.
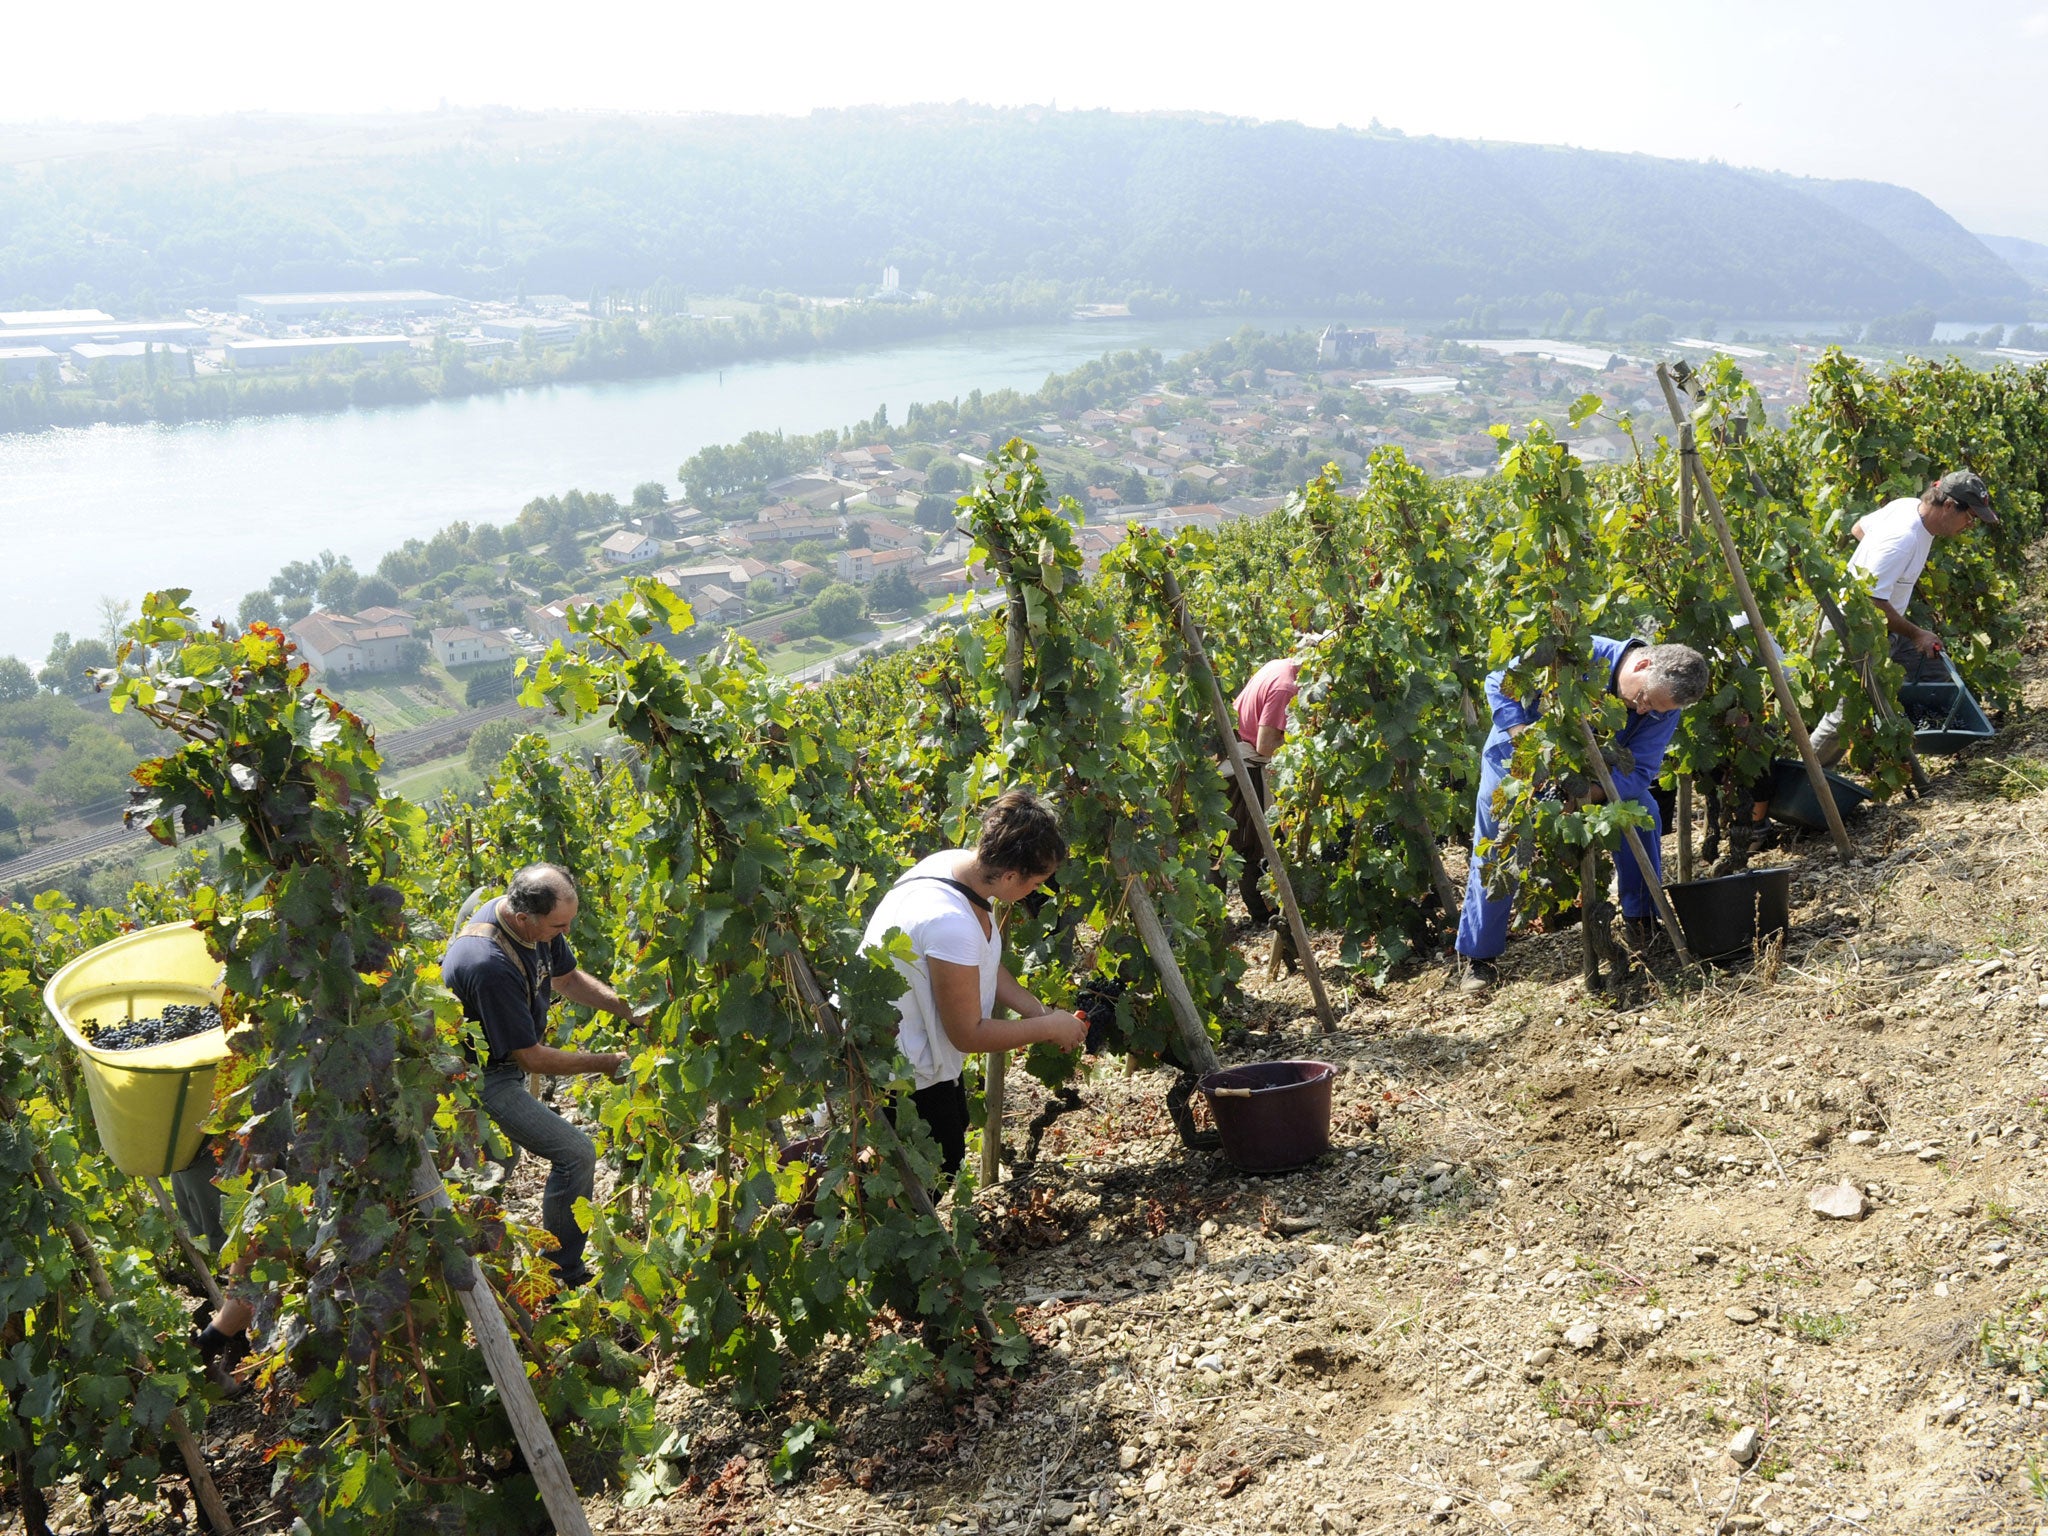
2 348 2047 1532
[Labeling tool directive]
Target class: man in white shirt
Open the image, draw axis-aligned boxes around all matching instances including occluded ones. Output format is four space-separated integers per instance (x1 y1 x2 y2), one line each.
1809 470 1998 765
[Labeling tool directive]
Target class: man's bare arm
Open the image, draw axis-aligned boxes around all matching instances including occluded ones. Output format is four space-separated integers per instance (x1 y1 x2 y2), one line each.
510 1042 627 1078
554 968 643 1023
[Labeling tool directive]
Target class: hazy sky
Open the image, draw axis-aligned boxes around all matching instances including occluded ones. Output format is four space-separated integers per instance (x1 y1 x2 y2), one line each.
8 0 2048 240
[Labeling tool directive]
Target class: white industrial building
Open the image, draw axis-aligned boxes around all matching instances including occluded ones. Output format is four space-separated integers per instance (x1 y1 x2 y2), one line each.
0 346 60 384
478 317 583 348
237 290 458 321
0 319 208 351
70 341 195 379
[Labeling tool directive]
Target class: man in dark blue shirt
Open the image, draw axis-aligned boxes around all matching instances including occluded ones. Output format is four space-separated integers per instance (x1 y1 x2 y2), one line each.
441 862 642 1288
1456 637 1709 993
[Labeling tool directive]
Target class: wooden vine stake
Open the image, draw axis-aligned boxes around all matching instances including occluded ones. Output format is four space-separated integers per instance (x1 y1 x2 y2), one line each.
1674 424 1697 885
1106 852 1222 1075
979 547 1032 1186
409 1148 593 1536
1573 717 1697 968
1154 562 1337 1031
1748 463 1930 799
1656 364 1852 857
145 1174 226 1312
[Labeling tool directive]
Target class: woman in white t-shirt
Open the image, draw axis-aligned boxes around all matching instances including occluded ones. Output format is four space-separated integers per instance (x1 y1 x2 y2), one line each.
860 789 1090 1174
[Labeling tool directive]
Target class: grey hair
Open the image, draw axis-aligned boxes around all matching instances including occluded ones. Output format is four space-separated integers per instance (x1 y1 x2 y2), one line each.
1641 643 1709 708
505 862 576 917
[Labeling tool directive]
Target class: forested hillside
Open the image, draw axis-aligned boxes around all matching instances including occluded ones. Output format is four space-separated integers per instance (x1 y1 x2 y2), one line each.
0 106 2029 319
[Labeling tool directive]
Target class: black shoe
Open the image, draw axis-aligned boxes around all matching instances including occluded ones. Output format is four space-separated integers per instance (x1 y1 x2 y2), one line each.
1456 955 1498 995
195 1324 251 1399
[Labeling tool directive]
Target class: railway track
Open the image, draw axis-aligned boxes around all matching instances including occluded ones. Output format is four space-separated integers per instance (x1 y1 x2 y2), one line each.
0 698 537 886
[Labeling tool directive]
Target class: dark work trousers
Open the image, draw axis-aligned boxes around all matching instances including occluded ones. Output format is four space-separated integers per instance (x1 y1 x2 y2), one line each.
885 1076 970 1177
1809 633 1950 765
479 1065 598 1285
1219 755 1273 924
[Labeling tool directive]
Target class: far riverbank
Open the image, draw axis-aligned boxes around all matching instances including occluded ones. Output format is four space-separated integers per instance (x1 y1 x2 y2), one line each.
0 311 1327 664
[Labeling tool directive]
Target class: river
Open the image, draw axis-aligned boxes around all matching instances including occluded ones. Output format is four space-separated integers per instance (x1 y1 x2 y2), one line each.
0 311 1324 664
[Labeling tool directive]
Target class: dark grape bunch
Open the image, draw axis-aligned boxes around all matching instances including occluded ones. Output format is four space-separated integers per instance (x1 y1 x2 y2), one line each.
1077 978 1126 1054
82 1002 223 1052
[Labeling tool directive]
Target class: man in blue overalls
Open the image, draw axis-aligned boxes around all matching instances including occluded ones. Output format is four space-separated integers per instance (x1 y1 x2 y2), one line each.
1456 636 1710 993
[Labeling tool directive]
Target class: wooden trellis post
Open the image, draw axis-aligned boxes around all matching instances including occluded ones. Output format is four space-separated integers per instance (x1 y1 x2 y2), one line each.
410 1148 593 1536
978 540 1032 1186
1657 365 1852 857
1107 851 1223 1076
1674 424 1697 885
1573 718 1696 969
1153 563 1338 1032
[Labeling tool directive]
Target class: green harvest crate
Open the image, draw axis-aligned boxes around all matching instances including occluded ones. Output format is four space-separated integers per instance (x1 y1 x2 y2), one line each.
43 922 230 1178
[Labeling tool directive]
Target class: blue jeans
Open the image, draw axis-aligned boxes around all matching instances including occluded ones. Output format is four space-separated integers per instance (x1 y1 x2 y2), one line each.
1457 725 1662 960
479 1067 597 1283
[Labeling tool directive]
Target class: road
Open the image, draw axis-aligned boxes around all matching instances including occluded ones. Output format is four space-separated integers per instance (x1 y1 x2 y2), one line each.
0 697 534 886
3 607 994 886
782 595 1000 687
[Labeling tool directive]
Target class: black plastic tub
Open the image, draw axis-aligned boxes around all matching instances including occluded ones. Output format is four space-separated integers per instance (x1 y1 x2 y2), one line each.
1666 868 1792 963
1767 759 1870 831
1197 1060 1337 1174
1899 677 1996 754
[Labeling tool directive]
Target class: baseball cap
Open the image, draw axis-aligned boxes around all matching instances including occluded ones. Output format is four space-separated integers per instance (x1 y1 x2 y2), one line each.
1935 470 1999 525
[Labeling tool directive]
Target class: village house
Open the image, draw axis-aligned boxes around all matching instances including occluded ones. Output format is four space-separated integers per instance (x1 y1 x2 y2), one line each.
908 553 971 595
851 517 923 551
691 583 746 624
526 595 600 646
600 530 661 565
835 545 923 585
430 625 514 668
288 610 417 677
656 560 759 600
774 559 824 594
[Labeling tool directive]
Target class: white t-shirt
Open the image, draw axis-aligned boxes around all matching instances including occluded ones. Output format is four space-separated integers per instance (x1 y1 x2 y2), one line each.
1849 497 1933 613
859 850 1000 1091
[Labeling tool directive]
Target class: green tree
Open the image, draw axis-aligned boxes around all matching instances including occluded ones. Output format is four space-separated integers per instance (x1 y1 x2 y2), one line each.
0 655 34 702
925 459 962 495
354 575 402 610
36 725 135 809
746 576 781 604
466 718 527 777
799 569 832 596
868 567 917 612
1120 470 1150 504
37 634 114 696
549 527 585 573
237 590 283 628
316 556 360 613
0 799 18 846
808 582 867 637
633 481 667 511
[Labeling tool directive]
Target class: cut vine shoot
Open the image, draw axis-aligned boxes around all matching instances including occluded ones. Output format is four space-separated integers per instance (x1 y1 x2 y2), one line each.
82 1002 222 1051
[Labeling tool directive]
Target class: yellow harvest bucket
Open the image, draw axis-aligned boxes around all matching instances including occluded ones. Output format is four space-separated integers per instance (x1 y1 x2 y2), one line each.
43 922 231 1178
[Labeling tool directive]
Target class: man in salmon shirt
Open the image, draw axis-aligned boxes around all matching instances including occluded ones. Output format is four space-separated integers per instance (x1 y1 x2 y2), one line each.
1222 655 1302 925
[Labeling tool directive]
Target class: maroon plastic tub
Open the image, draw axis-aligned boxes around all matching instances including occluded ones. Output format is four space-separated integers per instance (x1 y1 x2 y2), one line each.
1198 1060 1338 1174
